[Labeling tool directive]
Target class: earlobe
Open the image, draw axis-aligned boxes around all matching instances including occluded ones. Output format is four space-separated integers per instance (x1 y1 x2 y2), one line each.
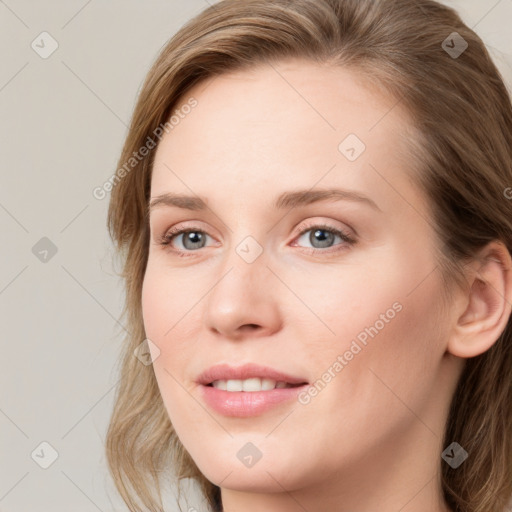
447 242 512 359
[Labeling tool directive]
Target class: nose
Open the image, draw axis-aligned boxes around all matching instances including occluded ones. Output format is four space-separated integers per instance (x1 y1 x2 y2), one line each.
203 245 282 340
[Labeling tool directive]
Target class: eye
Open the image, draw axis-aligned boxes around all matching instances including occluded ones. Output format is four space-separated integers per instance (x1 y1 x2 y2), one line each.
292 223 356 254
157 222 356 257
157 226 215 256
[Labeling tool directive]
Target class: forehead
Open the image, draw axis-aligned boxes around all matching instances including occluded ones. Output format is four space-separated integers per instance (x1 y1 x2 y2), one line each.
168 60 402 143
150 59 423 216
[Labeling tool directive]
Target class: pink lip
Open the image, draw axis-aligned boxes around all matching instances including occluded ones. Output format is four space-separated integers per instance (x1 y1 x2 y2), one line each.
199 384 309 417
196 363 308 386
196 363 309 417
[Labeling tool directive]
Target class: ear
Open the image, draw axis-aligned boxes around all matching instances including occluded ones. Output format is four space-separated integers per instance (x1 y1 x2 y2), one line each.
447 240 512 358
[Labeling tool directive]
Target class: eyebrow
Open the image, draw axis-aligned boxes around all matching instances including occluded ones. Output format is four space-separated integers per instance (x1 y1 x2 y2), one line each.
148 188 381 213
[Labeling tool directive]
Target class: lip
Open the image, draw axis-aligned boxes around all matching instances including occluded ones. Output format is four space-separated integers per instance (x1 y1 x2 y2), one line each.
196 363 309 418
196 363 308 386
199 384 309 417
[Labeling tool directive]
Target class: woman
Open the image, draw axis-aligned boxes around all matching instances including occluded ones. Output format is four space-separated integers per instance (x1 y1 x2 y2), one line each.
105 1 512 511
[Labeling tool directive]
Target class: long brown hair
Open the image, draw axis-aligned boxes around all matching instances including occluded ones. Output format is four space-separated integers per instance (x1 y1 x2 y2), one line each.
105 1 512 511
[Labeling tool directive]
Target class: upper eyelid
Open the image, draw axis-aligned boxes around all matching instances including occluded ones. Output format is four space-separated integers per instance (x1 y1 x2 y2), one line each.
163 221 353 246
161 220 348 236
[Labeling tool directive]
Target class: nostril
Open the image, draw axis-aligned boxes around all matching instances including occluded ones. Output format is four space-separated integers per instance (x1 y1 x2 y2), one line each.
242 324 259 331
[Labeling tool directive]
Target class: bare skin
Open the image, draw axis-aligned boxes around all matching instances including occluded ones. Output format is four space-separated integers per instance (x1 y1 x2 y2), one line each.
142 59 512 512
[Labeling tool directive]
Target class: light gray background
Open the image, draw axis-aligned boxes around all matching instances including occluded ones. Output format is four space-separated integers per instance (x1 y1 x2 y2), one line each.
1 1 511 511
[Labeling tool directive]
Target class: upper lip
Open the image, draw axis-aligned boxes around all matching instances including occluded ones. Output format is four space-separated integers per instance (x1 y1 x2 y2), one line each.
196 363 309 386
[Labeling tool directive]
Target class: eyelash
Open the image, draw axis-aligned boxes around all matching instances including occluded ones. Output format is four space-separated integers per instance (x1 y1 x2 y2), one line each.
157 223 357 258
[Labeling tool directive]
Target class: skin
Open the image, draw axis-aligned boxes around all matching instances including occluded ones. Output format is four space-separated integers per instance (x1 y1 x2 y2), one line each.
141 59 512 512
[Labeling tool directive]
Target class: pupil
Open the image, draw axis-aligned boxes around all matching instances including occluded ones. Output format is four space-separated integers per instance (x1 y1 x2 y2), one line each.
311 229 333 248
184 232 204 249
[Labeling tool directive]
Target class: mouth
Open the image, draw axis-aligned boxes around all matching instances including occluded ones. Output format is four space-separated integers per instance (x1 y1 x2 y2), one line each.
196 363 309 416
205 378 308 392
199 376 310 417
196 363 309 390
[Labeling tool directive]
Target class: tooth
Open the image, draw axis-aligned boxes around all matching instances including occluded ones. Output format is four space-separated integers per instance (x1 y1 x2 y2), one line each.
212 380 227 390
242 378 262 392
210 378 296 391
261 378 276 391
226 379 243 392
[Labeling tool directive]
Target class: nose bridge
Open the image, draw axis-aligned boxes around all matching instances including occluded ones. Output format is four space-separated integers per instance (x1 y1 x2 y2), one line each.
203 233 280 337
216 204 269 279
216 233 268 296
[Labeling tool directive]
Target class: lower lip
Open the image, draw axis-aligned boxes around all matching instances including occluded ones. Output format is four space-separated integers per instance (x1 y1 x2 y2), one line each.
199 384 309 417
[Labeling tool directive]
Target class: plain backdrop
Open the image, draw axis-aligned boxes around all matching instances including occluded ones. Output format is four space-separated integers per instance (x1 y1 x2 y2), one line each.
1 1 511 511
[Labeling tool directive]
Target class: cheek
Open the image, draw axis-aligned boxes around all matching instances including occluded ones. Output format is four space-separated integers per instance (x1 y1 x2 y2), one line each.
140 269 196 429
285 258 409 365
319 268 446 428
289 276 446 475
141 270 169 341
140 265 197 399
141 261 200 344
302 246 446 404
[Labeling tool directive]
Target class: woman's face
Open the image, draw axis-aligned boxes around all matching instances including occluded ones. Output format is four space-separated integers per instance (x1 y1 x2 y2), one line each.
142 60 461 503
